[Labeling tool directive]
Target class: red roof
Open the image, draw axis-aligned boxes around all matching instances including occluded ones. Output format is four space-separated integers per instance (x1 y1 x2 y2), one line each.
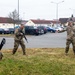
50 20 60 23
0 17 13 23
31 19 51 24
31 19 60 24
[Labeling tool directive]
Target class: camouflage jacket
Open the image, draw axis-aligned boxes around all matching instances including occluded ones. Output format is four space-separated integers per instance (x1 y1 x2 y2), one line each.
14 28 24 41
66 25 75 40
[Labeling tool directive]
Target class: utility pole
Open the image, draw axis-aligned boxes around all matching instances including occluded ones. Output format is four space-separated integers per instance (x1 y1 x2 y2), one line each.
51 1 64 20
18 0 19 22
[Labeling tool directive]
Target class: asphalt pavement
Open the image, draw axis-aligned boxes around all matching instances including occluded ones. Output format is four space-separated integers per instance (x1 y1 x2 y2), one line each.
0 32 69 50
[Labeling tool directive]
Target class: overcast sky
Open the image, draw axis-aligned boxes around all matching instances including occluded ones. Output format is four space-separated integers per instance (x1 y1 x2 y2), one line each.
0 0 75 20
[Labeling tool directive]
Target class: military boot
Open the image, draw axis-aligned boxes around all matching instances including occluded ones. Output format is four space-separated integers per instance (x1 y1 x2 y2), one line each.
65 47 69 55
12 49 17 55
23 51 26 55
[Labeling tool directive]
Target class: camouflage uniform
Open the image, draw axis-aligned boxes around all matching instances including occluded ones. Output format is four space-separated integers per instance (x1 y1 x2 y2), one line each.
65 23 75 55
12 26 26 55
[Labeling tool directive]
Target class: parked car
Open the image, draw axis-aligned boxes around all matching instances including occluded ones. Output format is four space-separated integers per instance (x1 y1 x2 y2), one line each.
53 27 63 32
3 28 10 34
8 28 14 34
37 26 47 34
46 27 56 33
25 26 44 35
0 28 4 34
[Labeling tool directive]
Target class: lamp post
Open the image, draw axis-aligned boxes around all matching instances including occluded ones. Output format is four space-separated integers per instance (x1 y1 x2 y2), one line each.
18 0 19 21
51 1 64 20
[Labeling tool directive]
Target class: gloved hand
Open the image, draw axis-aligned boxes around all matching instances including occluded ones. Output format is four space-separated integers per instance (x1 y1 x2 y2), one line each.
20 33 23 36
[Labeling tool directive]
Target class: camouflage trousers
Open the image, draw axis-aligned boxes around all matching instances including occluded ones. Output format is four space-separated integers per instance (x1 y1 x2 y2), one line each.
12 40 26 55
65 37 75 54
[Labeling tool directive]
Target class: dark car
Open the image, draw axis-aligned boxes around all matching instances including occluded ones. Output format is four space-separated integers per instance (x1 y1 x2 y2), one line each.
37 26 47 34
46 27 56 33
25 26 44 35
0 28 4 34
8 28 14 34
3 28 10 34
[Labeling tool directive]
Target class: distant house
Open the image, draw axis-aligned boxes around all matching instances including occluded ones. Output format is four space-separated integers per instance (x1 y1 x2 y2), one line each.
0 17 14 28
25 19 61 27
26 19 51 26
0 17 27 29
67 17 75 22
59 18 68 24
50 20 61 27
59 17 75 26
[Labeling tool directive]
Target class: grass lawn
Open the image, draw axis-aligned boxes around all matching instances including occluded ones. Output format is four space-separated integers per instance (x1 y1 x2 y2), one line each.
0 48 75 75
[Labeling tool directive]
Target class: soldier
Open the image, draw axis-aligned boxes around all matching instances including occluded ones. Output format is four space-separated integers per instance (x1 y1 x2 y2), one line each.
12 24 26 55
65 19 75 55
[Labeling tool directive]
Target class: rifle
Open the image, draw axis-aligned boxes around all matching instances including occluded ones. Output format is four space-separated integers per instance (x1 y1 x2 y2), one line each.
22 32 28 43
20 30 28 43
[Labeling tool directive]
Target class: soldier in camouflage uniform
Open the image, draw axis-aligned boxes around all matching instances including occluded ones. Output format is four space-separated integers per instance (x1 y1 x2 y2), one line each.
12 24 26 55
65 20 75 55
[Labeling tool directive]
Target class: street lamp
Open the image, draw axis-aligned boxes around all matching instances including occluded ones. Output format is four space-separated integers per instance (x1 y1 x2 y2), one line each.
18 0 19 21
51 1 64 20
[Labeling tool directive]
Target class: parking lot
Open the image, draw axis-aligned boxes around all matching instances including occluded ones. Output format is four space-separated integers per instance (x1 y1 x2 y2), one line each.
0 32 68 50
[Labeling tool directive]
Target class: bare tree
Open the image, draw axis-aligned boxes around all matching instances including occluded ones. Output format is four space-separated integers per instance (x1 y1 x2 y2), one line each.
8 9 22 28
9 9 19 20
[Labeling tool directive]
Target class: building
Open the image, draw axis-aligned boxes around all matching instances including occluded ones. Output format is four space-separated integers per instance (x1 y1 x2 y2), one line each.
0 17 27 29
59 17 75 26
0 17 14 28
25 19 61 27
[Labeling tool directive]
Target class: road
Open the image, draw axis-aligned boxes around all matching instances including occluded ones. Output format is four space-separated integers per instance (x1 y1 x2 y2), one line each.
0 32 68 50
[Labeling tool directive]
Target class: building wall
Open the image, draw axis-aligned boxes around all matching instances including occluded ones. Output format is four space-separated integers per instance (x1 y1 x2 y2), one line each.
25 20 52 27
0 23 19 29
25 20 35 26
0 23 14 29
